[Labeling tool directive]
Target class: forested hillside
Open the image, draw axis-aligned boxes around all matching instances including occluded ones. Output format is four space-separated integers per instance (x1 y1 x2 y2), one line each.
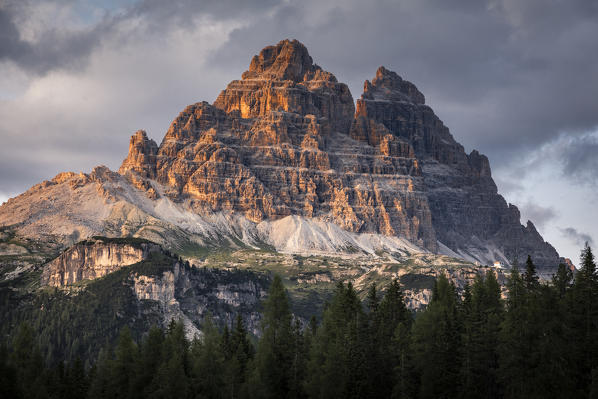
1 245 596 399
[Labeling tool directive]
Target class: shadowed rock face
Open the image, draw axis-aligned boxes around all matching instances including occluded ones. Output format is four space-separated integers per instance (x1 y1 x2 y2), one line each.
352 66 559 270
0 39 558 272
117 39 559 270
119 39 436 250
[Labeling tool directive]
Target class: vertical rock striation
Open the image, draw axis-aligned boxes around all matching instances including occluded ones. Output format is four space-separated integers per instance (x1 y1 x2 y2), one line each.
0 39 558 272
41 238 162 287
353 66 559 269
121 39 436 250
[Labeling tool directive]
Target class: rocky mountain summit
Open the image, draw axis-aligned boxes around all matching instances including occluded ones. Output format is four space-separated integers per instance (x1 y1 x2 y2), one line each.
0 39 559 272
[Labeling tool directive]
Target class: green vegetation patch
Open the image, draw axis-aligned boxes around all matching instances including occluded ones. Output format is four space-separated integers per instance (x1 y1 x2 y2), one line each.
400 273 437 290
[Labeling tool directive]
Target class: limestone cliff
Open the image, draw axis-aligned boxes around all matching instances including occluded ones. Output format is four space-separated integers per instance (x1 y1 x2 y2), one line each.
122 39 436 251
0 39 560 272
41 237 161 287
353 66 559 269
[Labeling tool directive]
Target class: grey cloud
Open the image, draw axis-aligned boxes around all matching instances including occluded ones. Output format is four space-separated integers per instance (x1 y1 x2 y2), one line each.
4 0 598 165
206 0 598 170
0 0 283 75
561 132 598 185
0 7 28 61
519 202 558 229
560 227 594 247
0 0 597 264
0 2 105 74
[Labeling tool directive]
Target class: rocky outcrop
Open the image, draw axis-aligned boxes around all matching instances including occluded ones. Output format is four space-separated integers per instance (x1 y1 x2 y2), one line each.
41 237 161 287
131 256 268 337
121 39 436 250
0 39 560 272
352 65 559 270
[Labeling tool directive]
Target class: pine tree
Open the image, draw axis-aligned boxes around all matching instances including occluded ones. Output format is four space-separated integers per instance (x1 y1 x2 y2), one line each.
524 255 540 290
459 271 503 399
568 243 598 396
190 314 225 399
305 281 369 398
249 275 294 398
411 274 460 399
110 327 138 398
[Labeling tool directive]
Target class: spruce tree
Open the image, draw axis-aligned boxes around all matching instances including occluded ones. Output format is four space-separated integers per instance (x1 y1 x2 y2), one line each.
375 280 412 398
111 327 138 399
223 314 254 399
411 274 460 399
151 320 190 399
134 326 164 398
11 322 47 398
0 340 20 399
499 265 542 398
552 262 573 298
459 272 503 399
249 275 294 398
568 244 598 396
524 255 540 290
190 314 225 399
305 281 368 398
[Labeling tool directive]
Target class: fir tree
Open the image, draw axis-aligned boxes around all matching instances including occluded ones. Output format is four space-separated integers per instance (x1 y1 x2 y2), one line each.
568 243 598 396
523 255 540 290
249 275 294 398
459 272 502 399
305 281 369 398
552 262 573 298
190 314 225 399
411 274 461 399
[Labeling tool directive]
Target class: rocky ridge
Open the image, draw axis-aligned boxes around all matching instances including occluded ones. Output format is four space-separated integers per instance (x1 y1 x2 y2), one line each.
0 39 559 273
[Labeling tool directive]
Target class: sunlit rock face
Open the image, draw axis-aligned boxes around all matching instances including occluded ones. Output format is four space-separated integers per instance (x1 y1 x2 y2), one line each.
124 39 436 251
0 39 560 271
41 238 161 287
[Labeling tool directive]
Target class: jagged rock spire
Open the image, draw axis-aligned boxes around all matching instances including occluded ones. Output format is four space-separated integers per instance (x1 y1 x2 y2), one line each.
213 39 354 134
119 130 158 178
242 39 319 82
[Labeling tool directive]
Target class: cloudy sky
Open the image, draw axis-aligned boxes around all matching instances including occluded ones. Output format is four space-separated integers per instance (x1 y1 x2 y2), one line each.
1 0 596 263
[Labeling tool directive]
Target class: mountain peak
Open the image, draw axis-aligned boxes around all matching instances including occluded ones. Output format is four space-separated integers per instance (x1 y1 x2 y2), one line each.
362 66 425 104
213 39 353 132
119 129 157 178
241 39 323 82
0 39 560 274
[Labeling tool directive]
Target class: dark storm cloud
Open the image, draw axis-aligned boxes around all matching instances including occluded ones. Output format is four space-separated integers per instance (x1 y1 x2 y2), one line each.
0 0 283 75
561 132 598 185
209 0 598 171
0 2 105 74
560 227 594 247
519 202 558 229
1 0 598 197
